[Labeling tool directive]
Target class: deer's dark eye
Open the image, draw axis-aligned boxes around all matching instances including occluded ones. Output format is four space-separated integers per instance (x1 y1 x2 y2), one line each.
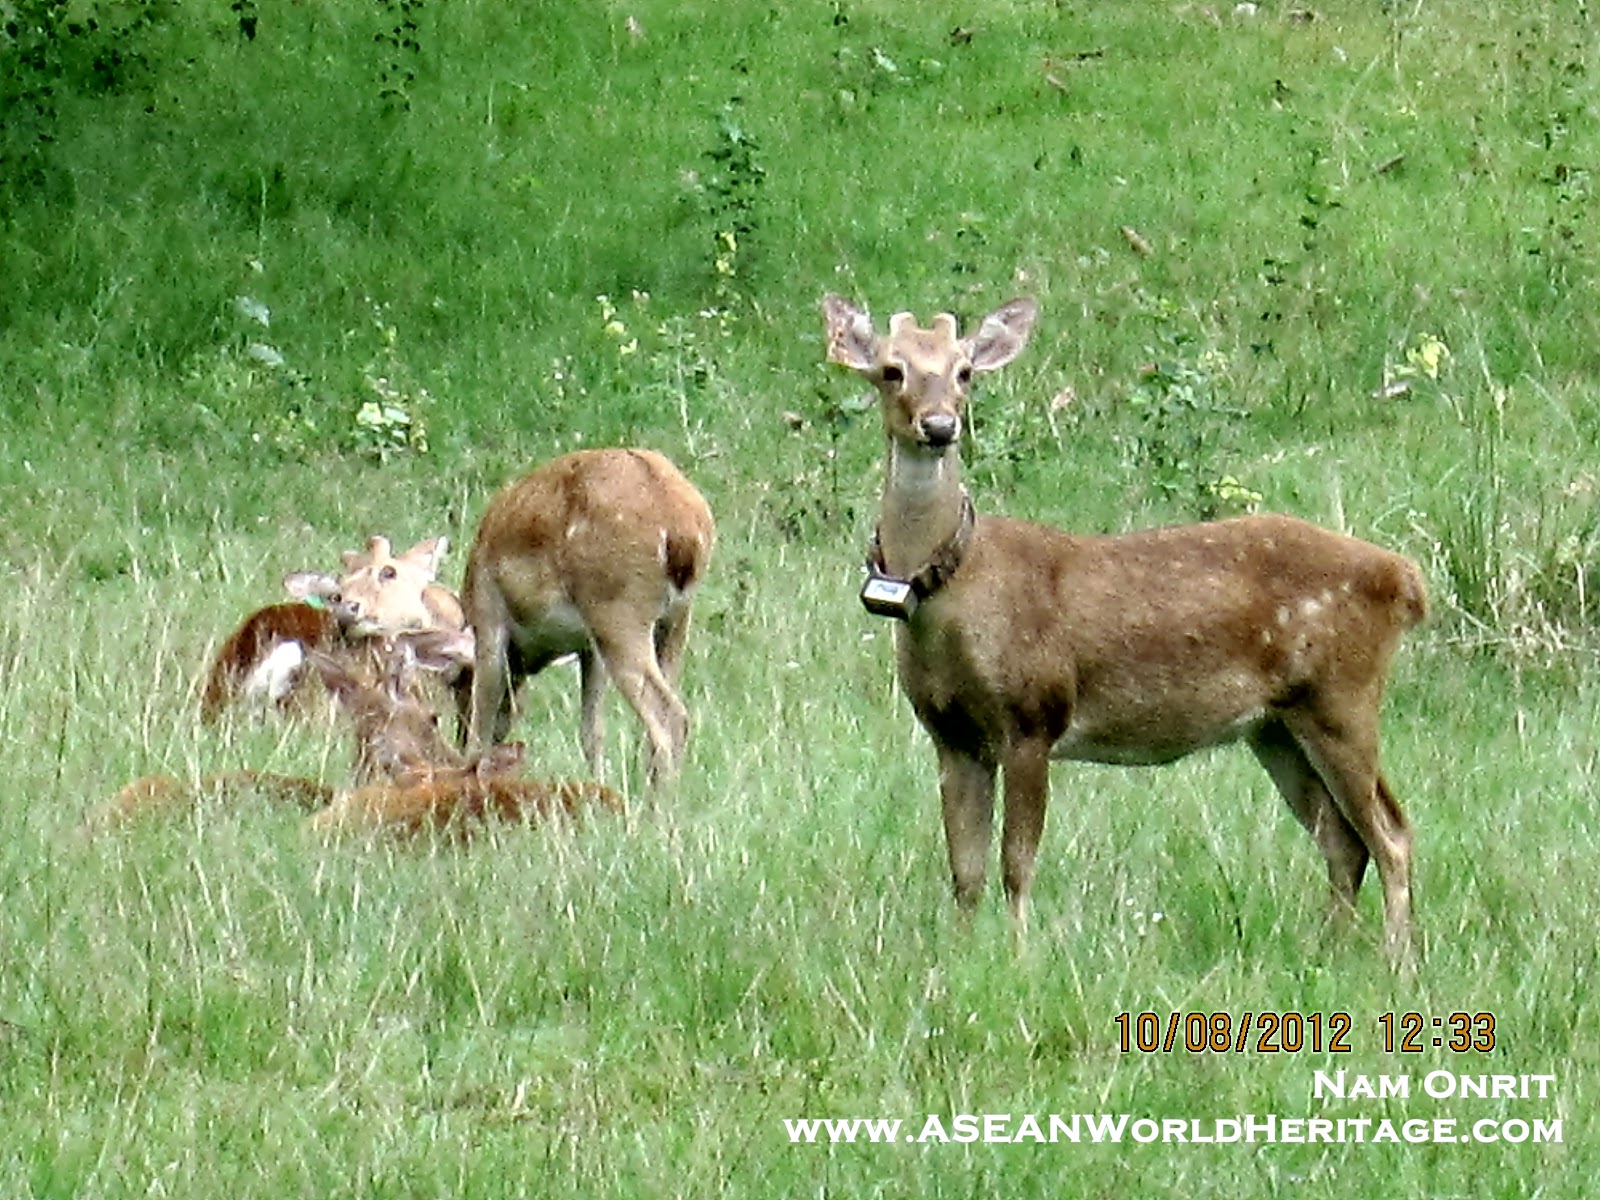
956 365 974 386
880 365 904 384
379 565 398 582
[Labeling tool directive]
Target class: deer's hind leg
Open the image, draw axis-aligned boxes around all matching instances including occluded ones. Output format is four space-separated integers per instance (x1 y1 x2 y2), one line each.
589 605 690 784
653 594 696 689
1269 711 1414 961
1248 720 1370 921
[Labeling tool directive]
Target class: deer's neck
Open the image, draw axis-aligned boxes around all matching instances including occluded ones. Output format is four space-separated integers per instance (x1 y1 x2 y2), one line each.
877 440 968 579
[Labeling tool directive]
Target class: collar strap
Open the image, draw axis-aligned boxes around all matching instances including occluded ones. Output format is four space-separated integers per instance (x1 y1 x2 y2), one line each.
866 490 976 601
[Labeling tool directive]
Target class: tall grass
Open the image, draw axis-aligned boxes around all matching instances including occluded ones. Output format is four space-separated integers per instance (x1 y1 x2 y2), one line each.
2 0 1598 1194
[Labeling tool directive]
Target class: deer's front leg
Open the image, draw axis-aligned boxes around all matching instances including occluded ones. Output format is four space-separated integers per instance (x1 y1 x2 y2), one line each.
1000 738 1051 935
937 745 997 911
468 619 515 750
576 647 608 776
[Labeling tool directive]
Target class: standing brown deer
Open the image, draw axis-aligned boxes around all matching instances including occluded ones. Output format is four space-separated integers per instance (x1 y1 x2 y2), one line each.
463 449 715 784
200 535 468 723
823 294 1427 961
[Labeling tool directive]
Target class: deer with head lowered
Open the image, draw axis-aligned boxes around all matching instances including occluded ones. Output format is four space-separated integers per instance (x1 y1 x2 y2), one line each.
823 294 1427 962
463 448 714 785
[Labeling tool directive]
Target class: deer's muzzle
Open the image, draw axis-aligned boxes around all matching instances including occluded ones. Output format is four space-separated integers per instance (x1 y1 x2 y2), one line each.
917 412 961 447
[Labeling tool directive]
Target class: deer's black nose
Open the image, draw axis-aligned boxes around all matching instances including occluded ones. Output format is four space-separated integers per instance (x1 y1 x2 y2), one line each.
330 595 363 628
919 412 960 447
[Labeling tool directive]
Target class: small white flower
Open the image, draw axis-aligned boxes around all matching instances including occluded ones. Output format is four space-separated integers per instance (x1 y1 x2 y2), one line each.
234 295 271 326
245 342 284 367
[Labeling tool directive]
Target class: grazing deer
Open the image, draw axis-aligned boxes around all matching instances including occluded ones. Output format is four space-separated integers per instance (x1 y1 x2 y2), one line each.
463 448 715 784
200 535 469 724
823 294 1427 961
304 642 624 837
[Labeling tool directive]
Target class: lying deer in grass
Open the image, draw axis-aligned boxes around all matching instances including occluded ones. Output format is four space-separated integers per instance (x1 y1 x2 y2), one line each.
88 634 620 838
311 738 624 837
463 448 715 784
304 640 624 836
823 294 1427 961
305 629 477 783
199 535 469 724
86 626 465 836
84 771 335 835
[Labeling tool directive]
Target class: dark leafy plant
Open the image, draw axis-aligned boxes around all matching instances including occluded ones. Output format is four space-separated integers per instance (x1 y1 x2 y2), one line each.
230 1 258 42
375 0 425 113
0 0 169 205
702 98 765 303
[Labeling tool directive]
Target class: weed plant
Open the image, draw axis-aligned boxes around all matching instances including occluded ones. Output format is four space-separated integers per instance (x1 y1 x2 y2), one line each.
2 1 1598 1195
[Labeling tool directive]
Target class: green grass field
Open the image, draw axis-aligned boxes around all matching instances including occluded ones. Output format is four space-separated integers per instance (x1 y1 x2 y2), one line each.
2 1 1597 1194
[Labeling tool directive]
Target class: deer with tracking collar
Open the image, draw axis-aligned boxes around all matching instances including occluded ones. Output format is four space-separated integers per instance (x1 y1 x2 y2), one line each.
463 448 715 784
823 294 1427 961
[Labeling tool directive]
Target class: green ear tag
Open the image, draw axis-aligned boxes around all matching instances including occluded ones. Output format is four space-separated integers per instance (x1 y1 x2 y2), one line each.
302 595 326 610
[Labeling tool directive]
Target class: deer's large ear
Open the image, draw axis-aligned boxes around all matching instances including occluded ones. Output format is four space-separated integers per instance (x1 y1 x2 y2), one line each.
422 585 467 632
399 536 448 580
341 535 393 575
823 295 881 372
284 571 341 602
399 628 476 676
965 297 1038 372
